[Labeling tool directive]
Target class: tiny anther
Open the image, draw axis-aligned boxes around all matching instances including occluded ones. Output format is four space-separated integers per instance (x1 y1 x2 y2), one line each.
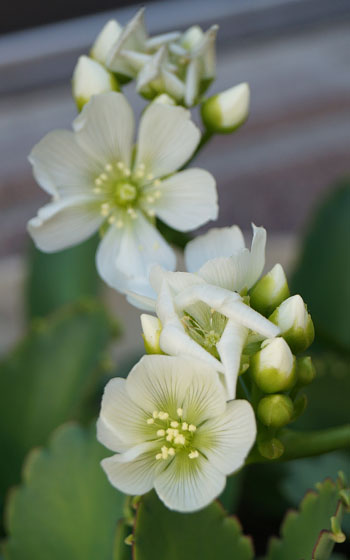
189 450 199 459
116 219 124 229
177 408 183 417
100 173 108 181
108 215 116 224
166 434 173 442
182 422 188 431
170 421 179 428
93 187 102 194
147 209 156 217
168 447 175 456
95 178 103 186
188 424 197 432
174 434 186 445
152 411 159 419
117 162 125 170
157 429 166 437
155 453 162 460
147 418 154 424
105 163 113 172
158 412 169 420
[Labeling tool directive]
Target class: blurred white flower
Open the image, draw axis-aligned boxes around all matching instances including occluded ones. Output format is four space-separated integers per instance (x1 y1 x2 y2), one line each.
28 92 218 293
127 225 280 399
98 354 256 512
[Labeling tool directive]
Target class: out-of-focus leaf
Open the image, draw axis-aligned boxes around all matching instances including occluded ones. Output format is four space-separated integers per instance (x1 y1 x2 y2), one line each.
113 519 133 560
266 475 349 560
218 470 244 513
4 424 125 560
27 236 100 319
133 491 254 560
291 180 350 354
0 300 118 511
156 219 191 250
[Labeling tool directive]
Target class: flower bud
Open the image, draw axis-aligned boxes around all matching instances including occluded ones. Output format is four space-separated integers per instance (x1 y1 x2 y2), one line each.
72 56 119 111
269 295 315 354
250 264 290 317
152 93 176 106
90 20 122 65
296 356 316 386
251 338 296 393
258 394 294 428
258 437 284 460
201 83 250 134
141 314 162 354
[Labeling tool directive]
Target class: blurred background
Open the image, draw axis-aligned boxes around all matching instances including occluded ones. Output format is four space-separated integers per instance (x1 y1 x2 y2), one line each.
0 0 349 557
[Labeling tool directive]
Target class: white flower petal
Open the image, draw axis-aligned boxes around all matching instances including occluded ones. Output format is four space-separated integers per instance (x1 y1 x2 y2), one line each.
29 129 99 197
101 450 157 495
126 355 224 423
91 20 122 65
96 416 129 453
197 252 250 291
185 225 245 272
96 213 176 292
135 103 200 179
184 58 200 107
154 454 225 512
152 169 218 232
73 92 134 168
216 320 248 399
150 265 204 296
145 31 181 50
98 378 149 446
247 224 266 288
126 277 157 311
28 195 103 252
106 8 147 75
201 400 256 475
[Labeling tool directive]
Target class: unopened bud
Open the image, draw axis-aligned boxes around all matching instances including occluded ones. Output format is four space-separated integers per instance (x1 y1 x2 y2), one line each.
141 314 162 354
269 295 315 354
91 20 122 65
250 264 290 317
258 394 294 428
201 83 250 134
251 338 296 393
72 56 119 111
258 437 284 460
152 93 176 106
296 356 316 386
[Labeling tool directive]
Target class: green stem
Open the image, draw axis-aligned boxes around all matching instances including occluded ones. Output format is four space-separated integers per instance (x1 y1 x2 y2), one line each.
181 128 214 169
247 424 350 464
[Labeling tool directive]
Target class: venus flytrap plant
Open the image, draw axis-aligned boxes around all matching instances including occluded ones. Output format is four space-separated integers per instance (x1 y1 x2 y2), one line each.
97 354 256 512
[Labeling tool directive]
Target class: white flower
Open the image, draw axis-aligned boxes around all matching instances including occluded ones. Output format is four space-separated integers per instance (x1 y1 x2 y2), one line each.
72 56 119 110
251 337 296 393
28 92 218 293
90 20 123 66
127 225 280 399
97 354 256 512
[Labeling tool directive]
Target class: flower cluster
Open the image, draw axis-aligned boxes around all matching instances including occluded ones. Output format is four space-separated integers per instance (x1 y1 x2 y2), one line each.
27 9 316 513
73 8 218 108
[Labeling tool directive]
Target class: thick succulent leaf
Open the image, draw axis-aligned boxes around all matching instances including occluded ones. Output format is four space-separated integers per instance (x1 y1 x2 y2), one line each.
4 424 125 560
266 475 349 560
133 491 254 560
27 235 100 318
291 180 350 354
0 300 118 510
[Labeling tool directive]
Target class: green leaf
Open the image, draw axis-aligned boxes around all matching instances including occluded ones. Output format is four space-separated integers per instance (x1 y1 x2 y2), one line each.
0 300 118 510
4 423 125 560
27 236 100 319
133 491 254 560
266 475 349 560
291 179 350 354
113 519 133 560
156 219 191 250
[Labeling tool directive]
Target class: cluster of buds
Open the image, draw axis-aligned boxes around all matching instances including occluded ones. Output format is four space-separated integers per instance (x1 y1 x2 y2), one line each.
71 9 250 135
247 267 315 459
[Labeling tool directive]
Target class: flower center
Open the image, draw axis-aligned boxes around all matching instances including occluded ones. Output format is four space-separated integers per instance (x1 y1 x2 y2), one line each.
146 408 199 461
181 305 227 359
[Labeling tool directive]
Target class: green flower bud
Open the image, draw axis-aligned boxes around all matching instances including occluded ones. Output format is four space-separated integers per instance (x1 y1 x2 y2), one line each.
296 356 316 386
269 295 315 354
250 264 290 316
141 314 162 354
201 83 250 134
258 437 284 460
258 394 294 428
90 20 122 65
72 56 119 111
251 338 296 393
